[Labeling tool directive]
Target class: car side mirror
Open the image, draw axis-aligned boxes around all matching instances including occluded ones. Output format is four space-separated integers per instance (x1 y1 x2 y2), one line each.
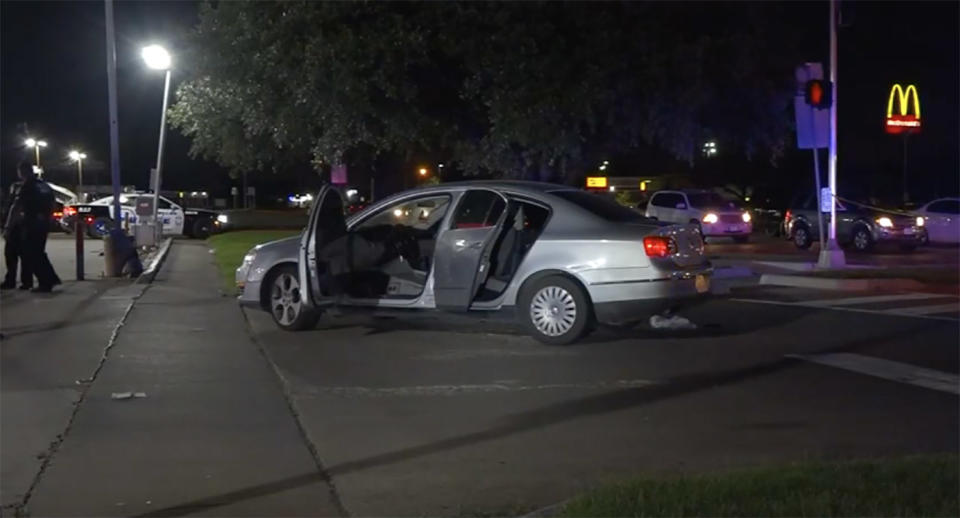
676 203 687 209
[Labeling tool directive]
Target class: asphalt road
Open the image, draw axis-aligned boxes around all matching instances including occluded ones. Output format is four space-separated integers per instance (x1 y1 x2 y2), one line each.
244 284 959 516
705 233 959 266
0 233 107 283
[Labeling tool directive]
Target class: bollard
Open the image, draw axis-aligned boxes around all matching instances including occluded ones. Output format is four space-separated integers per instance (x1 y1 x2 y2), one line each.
75 217 85 281
103 233 118 277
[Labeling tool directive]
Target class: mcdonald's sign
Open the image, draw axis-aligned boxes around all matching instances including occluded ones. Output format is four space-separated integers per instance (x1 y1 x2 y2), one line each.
885 84 921 135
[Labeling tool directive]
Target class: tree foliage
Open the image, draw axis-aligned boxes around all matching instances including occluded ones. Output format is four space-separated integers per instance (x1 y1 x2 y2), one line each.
169 2 804 181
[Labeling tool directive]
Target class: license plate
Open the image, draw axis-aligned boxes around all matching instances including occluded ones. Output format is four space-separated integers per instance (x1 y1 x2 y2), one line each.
726 226 739 233
695 274 710 293
904 227 915 235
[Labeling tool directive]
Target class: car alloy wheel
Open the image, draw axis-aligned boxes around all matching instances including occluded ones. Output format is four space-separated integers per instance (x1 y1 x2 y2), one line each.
853 228 871 251
530 286 577 337
271 272 303 327
794 227 811 249
519 275 591 345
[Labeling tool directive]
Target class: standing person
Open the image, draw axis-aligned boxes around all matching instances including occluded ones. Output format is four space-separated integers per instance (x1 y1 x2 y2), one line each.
1 178 27 289
17 162 60 292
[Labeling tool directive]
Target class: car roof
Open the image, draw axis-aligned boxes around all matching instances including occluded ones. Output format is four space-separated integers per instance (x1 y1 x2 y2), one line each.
405 180 575 196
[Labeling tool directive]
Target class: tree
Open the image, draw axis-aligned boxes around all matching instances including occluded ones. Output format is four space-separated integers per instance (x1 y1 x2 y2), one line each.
169 2 805 183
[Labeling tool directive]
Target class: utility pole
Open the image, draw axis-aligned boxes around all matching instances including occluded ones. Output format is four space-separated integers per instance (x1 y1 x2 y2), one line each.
819 0 846 268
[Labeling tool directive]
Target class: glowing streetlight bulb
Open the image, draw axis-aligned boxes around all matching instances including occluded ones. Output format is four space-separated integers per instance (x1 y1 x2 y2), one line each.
141 44 172 70
69 150 87 161
418 167 428 176
25 138 36 147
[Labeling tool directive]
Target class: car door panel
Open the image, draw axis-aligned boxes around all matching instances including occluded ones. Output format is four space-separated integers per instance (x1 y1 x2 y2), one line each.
299 185 345 308
433 190 510 311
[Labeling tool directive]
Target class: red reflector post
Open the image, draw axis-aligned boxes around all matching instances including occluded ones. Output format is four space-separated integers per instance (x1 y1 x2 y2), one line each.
643 236 672 257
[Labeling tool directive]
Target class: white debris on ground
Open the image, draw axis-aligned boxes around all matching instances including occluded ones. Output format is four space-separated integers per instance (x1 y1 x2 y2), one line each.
649 314 698 330
110 392 147 400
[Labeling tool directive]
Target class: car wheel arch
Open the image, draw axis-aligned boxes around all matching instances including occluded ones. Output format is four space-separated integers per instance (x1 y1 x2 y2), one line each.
259 261 299 311
514 269 594 309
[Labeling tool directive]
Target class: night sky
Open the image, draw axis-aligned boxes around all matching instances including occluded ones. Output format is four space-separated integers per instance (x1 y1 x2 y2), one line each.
1 1 957 205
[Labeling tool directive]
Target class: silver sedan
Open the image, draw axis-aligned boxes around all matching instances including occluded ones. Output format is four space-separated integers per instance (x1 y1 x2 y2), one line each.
237 181 712 344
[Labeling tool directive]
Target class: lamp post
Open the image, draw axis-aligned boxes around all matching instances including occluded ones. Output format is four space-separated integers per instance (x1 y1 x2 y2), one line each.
69 150 87 199
142 44 172 241
25 138 48 169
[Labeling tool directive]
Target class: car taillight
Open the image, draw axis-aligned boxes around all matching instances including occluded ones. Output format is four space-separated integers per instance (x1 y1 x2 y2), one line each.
784 209 792 223
64 206 77 216
643 236 675 257
53 211 63 218
85 216 94 223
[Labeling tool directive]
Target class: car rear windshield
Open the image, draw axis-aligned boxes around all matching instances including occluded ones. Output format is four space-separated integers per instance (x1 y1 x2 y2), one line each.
549 190 649 222
686 192 737 210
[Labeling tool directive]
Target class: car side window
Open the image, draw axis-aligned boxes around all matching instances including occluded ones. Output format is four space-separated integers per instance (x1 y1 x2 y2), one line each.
451 190 506 229
157 197 172 210
929 200 959 214
674 194 688 208
356 194 452 232
652 193 677 208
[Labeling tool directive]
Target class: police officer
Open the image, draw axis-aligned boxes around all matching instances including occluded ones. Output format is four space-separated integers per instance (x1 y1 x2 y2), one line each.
1 177 27 289
17 162 60 292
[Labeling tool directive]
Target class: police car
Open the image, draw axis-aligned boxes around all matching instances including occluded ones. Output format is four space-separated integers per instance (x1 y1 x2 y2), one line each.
62 193 225 239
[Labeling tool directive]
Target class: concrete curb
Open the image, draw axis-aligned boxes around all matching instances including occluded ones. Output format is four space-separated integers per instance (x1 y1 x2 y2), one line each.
136 237 173 284
759 273 926 291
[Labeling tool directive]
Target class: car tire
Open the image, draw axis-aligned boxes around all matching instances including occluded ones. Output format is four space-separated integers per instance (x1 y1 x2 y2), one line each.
88 217 112 239
518 275 591 345
792 225 812 249
733 235 749 244
191 218 212 239
263 265 318 331
851 226 873 252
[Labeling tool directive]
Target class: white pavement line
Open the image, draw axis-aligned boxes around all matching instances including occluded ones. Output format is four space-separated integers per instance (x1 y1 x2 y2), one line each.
799 293 947 307
296 379 656 398
731 298 959 322
787 353 959 396
884 302 960 316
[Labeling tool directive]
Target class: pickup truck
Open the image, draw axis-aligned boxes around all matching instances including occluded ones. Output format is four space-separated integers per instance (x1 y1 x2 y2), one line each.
783 194 926 252
62 193 224 239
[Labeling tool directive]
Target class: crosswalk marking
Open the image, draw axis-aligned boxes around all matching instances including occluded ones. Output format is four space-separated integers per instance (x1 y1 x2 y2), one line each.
884 303 960 316
788 353 959 395
731 296 959 321
800 293 944 307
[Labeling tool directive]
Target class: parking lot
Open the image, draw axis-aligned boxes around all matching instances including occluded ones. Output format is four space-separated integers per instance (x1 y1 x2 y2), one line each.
243 279 958 515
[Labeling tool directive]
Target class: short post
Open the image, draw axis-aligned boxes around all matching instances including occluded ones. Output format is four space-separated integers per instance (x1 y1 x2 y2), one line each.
75 217 84 281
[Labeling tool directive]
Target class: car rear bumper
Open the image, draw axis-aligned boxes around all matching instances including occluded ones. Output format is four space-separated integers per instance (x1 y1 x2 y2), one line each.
587 269 713 325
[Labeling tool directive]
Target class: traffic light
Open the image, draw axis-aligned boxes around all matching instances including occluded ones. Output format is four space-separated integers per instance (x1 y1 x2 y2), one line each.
804 79 832 109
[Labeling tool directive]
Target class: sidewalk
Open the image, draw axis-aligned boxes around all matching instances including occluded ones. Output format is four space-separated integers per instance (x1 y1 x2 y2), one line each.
23 241 341 516
1 278 142 513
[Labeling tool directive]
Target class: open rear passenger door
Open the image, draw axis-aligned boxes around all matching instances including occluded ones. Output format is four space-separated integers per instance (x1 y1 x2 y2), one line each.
299 186 346 308
432 189 510 311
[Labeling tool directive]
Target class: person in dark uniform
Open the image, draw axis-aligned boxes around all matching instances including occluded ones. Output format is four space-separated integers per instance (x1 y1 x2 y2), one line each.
16 162 60 292
1 178 27 289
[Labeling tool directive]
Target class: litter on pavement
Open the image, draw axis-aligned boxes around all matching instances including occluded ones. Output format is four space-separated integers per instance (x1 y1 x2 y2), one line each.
110 392 148 400
650 314 698 330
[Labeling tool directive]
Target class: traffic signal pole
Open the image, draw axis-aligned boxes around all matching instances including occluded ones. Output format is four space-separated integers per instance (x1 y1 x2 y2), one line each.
819 0 846 268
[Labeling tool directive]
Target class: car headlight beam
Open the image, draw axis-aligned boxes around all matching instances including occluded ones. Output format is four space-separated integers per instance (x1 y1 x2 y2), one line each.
741 212 751 223
216 214 229 224
876 217 894 228
916 216 924 227
703 213 719 224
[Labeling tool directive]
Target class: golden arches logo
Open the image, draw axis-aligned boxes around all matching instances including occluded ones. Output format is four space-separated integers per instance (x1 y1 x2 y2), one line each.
886 84 920 119
885 84 921 134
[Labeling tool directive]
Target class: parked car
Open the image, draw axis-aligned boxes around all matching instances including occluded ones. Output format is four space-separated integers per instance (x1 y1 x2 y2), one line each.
913 198 959 244
237 181 713 345
783 194 926 252
62 193 224 239
644 189 752 242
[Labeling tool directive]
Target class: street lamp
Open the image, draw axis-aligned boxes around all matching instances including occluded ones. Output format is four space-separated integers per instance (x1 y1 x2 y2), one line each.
142 44 172 240
702 141 718 157
25 138 48 168
69 150 87 198
419 167 428 176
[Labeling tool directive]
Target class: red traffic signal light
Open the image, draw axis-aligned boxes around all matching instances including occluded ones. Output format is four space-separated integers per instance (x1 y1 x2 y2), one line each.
804 79 832 109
